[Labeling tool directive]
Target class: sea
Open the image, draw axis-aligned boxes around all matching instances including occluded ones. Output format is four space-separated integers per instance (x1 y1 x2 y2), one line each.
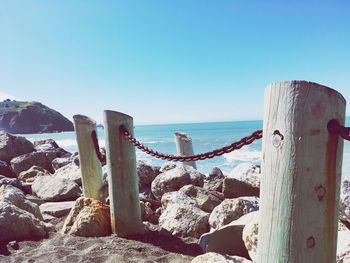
23 118 350 180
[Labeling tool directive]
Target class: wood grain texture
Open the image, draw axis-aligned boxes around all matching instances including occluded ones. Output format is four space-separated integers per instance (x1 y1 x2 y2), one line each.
257 81 346 263
104 110 143 237
174 132 197 169
73 114 103 201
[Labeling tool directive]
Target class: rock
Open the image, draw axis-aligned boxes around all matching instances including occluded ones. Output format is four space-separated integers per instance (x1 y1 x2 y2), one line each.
0 184 42 220
161 191 197 210
32 176 82 201
180 185 223 213
72 152 80 166
0 185 48 242
25 194 46 206
52 157 71 170
340 180 350 225
159 162 177 172
18 165 51 183
242 213 259 262
228 163 260 188
0 177 32 194
203 175 224 193
137 161 160 191
33 139 59 148
44 148 72 164
140 201 158 224
40 201 75 218
338 227 350 262
209 197 259 230
199 211 258 257
222 178 259 198
209 167 224 178
159 201 210 238
0 100 74 134
54 162 82 185
151 165 205 200
191 253 253 263
0 133 34 162
11 151 53 175
0 160 16 178
62 197 111 237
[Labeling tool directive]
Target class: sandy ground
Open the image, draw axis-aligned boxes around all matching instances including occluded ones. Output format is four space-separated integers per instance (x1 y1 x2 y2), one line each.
0 218 202 263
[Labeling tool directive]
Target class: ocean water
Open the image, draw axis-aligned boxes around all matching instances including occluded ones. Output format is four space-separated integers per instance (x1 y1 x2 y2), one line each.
24 118 350 180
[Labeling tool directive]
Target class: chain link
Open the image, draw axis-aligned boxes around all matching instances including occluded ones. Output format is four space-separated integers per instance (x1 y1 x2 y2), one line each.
120 125 263 162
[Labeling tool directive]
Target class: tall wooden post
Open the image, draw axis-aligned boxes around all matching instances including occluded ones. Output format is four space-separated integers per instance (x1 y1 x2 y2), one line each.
174 132 197 169
257 81 346 263
104 110 143 236
73 114 103 201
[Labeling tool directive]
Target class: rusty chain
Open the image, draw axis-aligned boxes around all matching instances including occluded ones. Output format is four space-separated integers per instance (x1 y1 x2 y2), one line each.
120 125 263 162
91 130 106 163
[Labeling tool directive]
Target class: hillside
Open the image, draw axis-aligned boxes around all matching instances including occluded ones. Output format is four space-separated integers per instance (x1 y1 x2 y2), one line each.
0 99 74 134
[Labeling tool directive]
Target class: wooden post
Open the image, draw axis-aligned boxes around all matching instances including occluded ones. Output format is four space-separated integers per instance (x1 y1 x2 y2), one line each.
174 132 197 169
73 115 103 201
104 110 143 236
257 81 346 263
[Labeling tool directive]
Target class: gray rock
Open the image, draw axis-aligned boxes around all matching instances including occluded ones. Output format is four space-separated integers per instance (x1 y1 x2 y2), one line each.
222 177 259 198
32 176 82 202
0 133 34 163
180 185 223 213
54 162 82 186
137 161 160 191
203 175 224 193
338 227 350 262
10 151 53 175
62 197 111 237
242 213 259 262
0 177 32 194
209 167 224 178
33 139 59 148
151 165 205 200
0 185 48 242
340 180 350 225
199 212 258 258
44 147 72 164
191 253 253 263
228 163 261 189
140 201 158 224
209 197 259 230
159 162 177 172
52 157 71 170
0 160 16 178
40 201 75 217
18 165 51 183
159 201 210 238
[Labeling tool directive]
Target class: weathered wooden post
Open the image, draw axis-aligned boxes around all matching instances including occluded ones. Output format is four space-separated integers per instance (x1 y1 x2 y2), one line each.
257 81 346 263
174 132 197 169
104 110 143 236
73 114 103 201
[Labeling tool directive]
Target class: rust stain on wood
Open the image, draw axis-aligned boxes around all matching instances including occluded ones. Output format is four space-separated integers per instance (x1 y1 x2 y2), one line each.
325 131 339 262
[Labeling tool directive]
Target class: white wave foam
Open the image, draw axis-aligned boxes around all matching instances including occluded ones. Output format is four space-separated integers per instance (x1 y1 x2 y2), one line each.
223 147 261 163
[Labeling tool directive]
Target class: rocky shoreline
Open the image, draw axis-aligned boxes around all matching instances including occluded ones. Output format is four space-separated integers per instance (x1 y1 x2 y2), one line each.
0 132 349 262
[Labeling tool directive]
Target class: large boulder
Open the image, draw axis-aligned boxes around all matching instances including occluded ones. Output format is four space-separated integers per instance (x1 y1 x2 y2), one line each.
338 226 350 263
52 157 71 170
191 253 252 263
33 139 59 151
18 165 51 183
137 161 160 192
0 185 48 242
151 165 205 200
0 177 32 194
228 163 260 189
242 213 259 262
32 176 81 202
0 160 16 178
10 151 53 175
62 197 111 237
0 133 34 162
222 178 259 198
40 201 75 218
180 185 223 213
340 180 350 225
54 162 82 186
159 191 210 238
209 197 259 230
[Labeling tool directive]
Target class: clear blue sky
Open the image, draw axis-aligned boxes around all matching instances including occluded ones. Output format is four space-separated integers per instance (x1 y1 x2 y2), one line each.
1 1 349 124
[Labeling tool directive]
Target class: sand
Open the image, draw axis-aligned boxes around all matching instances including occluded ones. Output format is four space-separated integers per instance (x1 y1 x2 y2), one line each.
0 218 202 263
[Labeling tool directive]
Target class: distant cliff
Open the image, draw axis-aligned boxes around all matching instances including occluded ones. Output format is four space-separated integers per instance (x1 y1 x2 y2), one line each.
0 100 74 134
